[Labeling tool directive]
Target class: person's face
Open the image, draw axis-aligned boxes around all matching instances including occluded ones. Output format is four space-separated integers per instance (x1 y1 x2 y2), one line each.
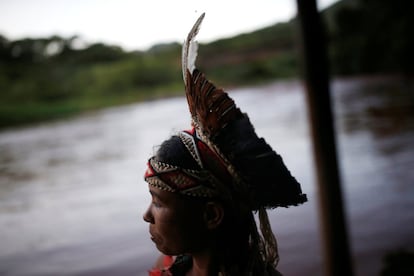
143 185 209 256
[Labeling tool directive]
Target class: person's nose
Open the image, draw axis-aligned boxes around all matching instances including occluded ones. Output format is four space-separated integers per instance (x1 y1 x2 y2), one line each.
143 205 154 224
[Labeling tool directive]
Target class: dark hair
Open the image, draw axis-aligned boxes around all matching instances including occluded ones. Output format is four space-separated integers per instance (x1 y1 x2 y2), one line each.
155 135 200 170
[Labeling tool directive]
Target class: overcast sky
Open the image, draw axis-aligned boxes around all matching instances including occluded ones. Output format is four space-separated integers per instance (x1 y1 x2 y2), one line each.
0 0 340 51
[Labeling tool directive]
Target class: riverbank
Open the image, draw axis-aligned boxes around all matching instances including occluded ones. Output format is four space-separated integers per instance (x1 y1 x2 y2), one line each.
2 73 410 131
0 82 187 130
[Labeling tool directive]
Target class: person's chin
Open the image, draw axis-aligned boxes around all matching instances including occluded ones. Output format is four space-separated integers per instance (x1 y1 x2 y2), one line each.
157 244 181 256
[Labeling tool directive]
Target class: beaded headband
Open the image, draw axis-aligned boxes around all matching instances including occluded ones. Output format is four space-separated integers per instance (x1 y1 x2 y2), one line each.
145 129 234 200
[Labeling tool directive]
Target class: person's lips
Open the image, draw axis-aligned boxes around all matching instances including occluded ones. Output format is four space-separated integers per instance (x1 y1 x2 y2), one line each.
149 229 158 243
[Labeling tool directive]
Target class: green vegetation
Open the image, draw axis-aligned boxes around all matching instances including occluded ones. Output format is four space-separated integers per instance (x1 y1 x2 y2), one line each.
0 23 299 129
0 38 185 128
325 0 413 75
198 22 299 84
1 0 412 129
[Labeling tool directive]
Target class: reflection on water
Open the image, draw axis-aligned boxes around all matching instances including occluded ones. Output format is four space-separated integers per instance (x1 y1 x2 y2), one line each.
0 76 413 276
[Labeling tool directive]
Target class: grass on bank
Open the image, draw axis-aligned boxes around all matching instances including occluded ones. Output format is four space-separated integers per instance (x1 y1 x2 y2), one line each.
0 82 186 129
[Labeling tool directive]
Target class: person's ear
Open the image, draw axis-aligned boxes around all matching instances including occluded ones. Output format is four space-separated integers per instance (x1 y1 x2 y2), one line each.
203 202 224 230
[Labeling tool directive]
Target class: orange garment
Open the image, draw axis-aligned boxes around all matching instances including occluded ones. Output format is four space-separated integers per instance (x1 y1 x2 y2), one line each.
149 255 174 276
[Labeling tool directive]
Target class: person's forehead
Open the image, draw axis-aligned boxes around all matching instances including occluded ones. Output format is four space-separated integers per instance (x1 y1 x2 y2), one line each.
149 185 172 199
148 185 203 208
149 185 184 205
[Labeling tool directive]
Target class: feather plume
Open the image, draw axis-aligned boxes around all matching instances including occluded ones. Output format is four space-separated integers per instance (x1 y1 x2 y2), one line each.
182 13 205 83
182 13 242 139
181 13 307 210
185 69 242 139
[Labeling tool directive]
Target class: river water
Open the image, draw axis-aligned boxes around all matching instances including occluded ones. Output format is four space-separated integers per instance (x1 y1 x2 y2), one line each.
0 76 413 276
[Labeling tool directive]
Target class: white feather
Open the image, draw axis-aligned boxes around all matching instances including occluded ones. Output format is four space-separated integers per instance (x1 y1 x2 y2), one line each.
182 13 205 83
187 40 198 75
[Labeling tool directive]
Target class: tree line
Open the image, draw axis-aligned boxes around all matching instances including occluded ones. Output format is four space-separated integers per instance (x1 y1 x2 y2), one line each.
0 0 412 128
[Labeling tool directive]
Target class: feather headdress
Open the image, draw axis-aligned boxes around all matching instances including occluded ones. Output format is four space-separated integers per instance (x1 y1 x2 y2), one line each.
144 14 307 269
181 13 307 210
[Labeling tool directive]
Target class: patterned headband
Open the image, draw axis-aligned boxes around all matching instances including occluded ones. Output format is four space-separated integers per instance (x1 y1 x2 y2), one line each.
144 129 235 200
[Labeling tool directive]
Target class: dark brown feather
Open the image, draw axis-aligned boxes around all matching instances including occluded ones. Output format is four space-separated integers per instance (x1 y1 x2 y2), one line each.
185 69 243 139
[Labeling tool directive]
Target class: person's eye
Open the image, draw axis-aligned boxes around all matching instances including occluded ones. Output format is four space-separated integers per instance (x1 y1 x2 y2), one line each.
152 200 161 208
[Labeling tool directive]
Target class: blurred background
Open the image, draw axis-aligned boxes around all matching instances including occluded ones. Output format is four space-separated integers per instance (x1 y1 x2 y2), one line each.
0 0 413 275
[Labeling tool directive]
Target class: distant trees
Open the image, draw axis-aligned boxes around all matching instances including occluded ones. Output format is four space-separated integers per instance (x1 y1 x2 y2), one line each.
1 0 412 128
0 35 185 127
0 35 127 64
328 0 414 75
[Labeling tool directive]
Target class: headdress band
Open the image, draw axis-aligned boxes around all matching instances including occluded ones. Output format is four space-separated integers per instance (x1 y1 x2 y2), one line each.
145 129 235 200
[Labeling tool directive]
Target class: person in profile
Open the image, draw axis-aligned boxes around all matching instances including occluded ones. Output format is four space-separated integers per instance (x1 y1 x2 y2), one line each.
142 13 307 276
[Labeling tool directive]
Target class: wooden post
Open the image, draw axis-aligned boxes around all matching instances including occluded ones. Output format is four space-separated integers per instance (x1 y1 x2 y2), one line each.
295 0 353 275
